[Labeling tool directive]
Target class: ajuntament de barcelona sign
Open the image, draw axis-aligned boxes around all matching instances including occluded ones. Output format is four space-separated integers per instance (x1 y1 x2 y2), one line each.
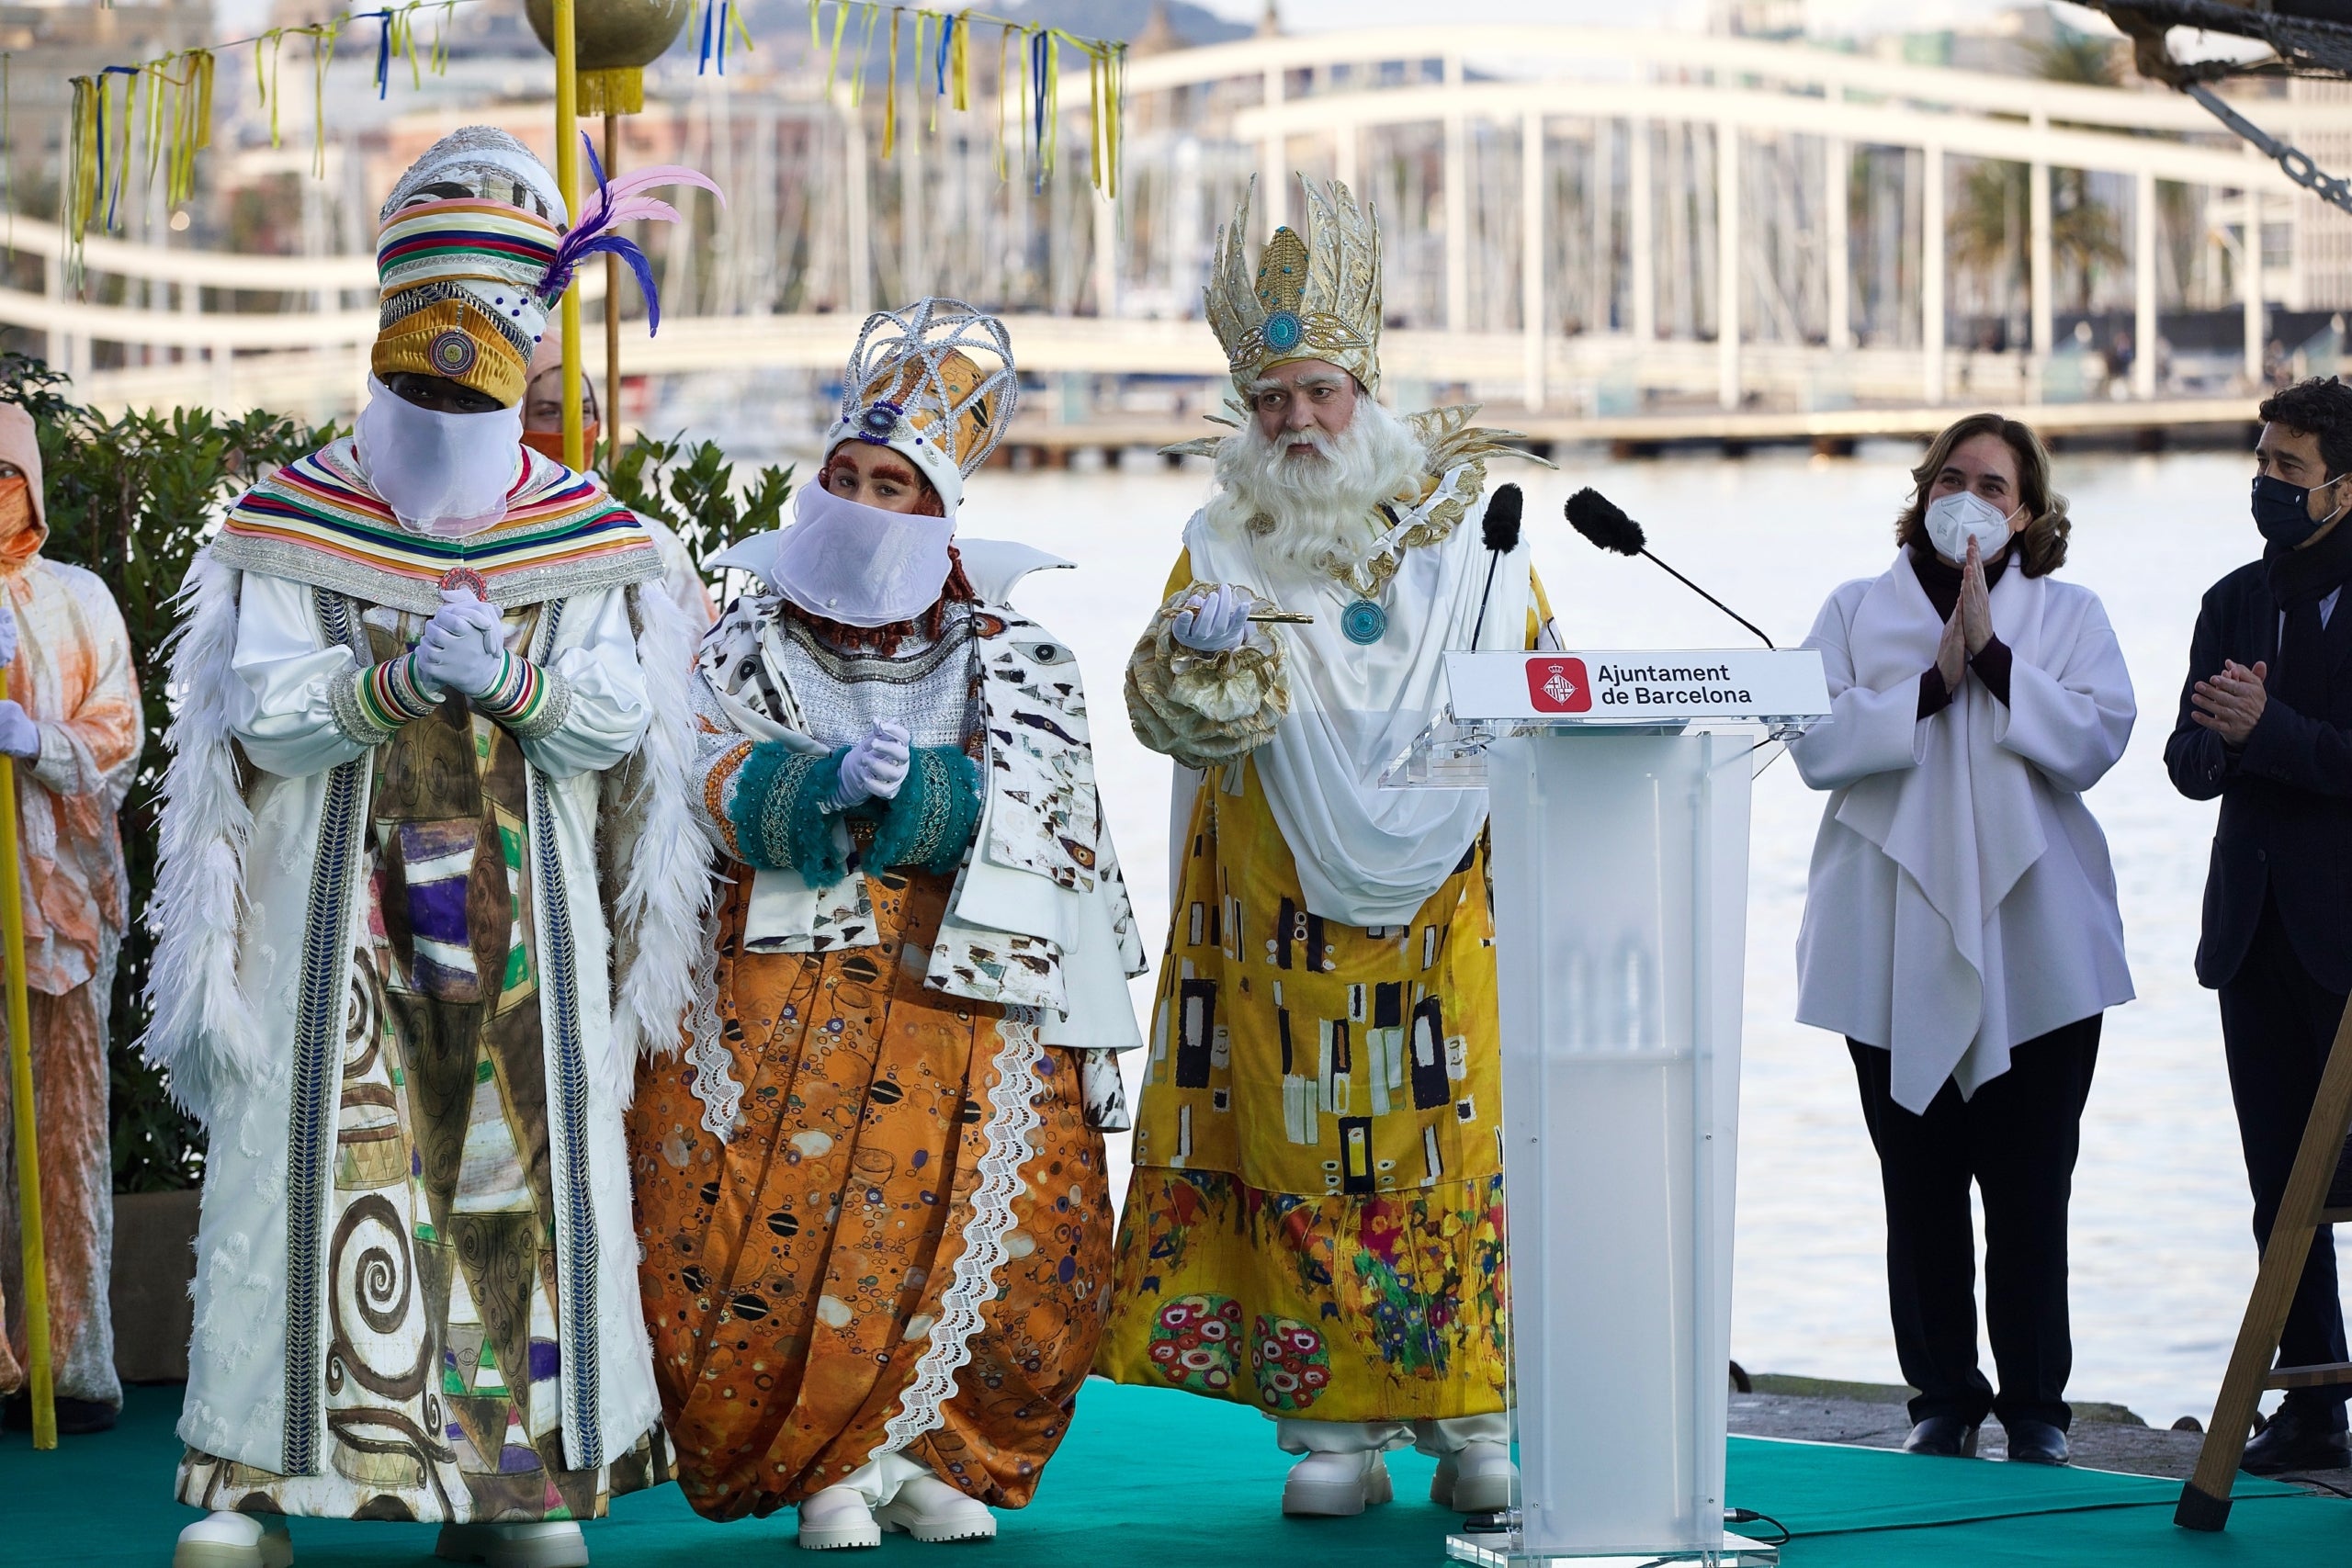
1443 649 1833 727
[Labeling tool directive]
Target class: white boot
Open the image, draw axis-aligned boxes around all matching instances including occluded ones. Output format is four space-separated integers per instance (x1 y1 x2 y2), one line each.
434 1521 589 1568
173 1512 293 1568
1431 1440 1517 1515
797 1486 883 1551
873 1474 997 1544
1281 1450 1394 1517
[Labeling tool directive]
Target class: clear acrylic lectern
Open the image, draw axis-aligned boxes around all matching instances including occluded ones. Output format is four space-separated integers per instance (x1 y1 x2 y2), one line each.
1388 650 1830 1568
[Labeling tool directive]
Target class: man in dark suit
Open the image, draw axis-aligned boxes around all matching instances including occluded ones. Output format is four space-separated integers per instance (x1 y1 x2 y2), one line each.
2168 376 2352 1473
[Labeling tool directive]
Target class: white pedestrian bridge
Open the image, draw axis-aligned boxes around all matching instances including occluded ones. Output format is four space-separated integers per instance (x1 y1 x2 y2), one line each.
10 25 2346 439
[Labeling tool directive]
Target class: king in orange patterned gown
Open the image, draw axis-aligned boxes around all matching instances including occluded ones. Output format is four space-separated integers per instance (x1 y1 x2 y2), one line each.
628 299 1146 1551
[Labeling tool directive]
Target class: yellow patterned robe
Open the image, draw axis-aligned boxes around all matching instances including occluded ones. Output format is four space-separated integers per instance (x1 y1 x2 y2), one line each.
1097 555 1550 1425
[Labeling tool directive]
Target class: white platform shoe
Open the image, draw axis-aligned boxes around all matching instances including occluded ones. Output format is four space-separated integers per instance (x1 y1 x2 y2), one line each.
797 1474 994 1550
1280 1450 1395 1517
173 1511 293 1568
797 1486 885 1551
874 1475 997 1544
434 1520 589 1568
1431 1441 1518 1515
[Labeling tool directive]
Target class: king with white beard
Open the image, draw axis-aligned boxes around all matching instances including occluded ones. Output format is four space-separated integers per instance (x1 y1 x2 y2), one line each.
1098 176 1554 1521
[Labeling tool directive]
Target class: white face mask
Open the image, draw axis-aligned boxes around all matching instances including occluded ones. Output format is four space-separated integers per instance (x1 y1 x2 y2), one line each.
354 375 524 537
1923 488 2019 564
763 480 956 626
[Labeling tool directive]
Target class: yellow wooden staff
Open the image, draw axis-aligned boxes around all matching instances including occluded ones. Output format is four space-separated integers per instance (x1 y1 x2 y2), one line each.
552 0 584 471
0 636 55 1450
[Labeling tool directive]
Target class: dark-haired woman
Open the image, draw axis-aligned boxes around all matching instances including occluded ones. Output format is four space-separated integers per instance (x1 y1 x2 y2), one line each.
1792 412 2135 1467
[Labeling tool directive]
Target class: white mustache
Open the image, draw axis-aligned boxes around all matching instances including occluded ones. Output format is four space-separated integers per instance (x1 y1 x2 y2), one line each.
1280 430 1330 454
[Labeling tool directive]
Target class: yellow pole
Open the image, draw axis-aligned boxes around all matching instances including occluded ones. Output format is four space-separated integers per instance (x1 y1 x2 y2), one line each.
0 661 54 1450
604 111 622 467
553 0 583 470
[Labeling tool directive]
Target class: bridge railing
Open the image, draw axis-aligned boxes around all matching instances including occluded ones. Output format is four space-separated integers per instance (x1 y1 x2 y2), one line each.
6 25 2336 424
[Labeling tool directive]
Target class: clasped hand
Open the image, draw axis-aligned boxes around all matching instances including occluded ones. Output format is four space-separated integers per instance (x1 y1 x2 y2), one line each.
413 589 507 698
1934 537 1997 690
835 723 911 807
2191 659 2268 747
1171 583 1250 653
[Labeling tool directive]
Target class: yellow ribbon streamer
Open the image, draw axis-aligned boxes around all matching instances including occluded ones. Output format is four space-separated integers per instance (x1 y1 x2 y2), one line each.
882 7 898 159
45 0 1128 310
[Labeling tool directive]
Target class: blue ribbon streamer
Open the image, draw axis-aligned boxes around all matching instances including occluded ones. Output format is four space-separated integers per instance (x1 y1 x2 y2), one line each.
369 8 392 100
1030 29 1049 190
935 14 953 97
696 0 714 75
1025 28 1044 143
96 63 139 231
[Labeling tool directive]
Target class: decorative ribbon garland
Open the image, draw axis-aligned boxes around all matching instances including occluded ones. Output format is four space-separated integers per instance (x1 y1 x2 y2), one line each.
55 1 467 289
801 1 1126 197
45 0 1125 295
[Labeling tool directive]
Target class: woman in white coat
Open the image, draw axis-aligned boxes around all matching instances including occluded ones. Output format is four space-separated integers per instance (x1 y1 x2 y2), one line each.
1792 412 2134 1470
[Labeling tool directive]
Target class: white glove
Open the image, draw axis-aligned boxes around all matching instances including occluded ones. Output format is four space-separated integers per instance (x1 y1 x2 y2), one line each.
0 699 35 762
1171 583 1250 653
413 589 507 698
832 723 910 807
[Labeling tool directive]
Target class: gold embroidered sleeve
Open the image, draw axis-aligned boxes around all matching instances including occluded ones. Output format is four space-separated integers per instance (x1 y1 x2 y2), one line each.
1124 582 1291 773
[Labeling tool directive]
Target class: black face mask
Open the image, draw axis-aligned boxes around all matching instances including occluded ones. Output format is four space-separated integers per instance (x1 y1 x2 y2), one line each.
2255 472 2344 547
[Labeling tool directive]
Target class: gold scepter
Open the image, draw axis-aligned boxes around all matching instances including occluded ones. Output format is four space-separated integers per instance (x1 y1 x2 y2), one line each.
1247 611 1315 624
0 604 53 1450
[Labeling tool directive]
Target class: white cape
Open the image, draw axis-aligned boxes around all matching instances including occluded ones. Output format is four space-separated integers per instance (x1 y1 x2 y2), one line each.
1791 555 2136 1111
146 554 702 1476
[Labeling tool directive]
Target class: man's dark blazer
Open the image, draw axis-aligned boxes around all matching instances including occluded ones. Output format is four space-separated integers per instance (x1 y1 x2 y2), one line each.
2167 557 2352 992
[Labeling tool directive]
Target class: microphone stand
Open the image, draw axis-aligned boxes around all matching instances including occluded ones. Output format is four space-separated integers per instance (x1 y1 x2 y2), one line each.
1470 551 1505 649
1640 549 1775 649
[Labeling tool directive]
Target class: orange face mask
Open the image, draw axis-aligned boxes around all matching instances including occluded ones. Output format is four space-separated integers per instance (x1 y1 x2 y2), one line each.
521 424 600 465
0 476 38 568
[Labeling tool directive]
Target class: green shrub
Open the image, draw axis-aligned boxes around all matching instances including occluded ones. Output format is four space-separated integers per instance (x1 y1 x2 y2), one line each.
604 430 793 567
0 354 335 1191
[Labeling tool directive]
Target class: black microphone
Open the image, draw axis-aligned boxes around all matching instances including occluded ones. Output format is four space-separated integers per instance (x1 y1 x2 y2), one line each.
1564 488 1775 650
1469 483 1524 648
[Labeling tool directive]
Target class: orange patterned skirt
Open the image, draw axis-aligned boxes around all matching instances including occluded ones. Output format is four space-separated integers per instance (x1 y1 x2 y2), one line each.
628 867 1113 1522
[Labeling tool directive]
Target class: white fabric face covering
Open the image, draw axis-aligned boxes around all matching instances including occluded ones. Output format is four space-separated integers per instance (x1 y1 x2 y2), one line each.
1923 488 2018 564
763 480 956 626
354 374 524 537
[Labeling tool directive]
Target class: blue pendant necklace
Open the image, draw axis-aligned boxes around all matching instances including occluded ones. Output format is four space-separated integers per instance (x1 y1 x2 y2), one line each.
1340 597 1387 645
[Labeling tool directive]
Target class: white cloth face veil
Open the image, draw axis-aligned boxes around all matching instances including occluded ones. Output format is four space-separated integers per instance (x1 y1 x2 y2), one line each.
354 374 524 537
762 480 956 626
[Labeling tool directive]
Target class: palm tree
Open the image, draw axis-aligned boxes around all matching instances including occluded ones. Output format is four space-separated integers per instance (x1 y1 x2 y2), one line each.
2030 29 2121 90
2030 26 2126 310
1951 158 2025 315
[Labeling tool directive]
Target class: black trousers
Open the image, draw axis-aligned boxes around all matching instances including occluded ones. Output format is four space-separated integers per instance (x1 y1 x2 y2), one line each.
2218 897 2352 1426
1849 1015 2102 1432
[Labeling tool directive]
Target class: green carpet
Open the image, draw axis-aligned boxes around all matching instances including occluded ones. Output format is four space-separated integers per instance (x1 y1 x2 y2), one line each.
2 1381 2344 1565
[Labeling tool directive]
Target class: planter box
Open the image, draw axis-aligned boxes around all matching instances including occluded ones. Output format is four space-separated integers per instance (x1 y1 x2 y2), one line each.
109 1188 198 1384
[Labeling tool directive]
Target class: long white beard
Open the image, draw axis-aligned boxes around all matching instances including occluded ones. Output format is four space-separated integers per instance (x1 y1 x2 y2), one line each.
1204 398 1427 582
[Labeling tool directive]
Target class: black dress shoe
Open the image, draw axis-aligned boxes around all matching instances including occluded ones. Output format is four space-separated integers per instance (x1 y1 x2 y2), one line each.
2002 1417 2070 1465
2242 1404 2352 1475
1903 1416 1980 1457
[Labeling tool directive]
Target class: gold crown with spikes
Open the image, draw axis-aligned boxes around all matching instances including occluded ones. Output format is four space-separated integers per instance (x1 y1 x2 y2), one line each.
1204 175 1384 398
